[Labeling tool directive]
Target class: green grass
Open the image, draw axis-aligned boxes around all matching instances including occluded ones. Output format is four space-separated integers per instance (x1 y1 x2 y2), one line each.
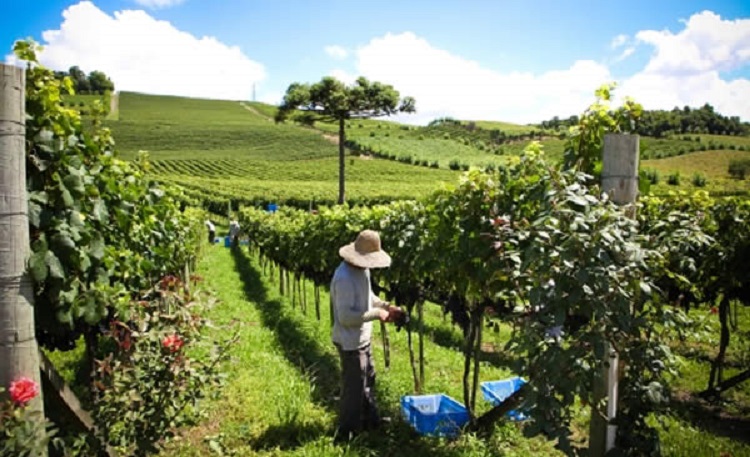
464 120 544 135
154 245 750 456
155 156 460 205
109 93 337 160
643 150 750 196
159 246 563 456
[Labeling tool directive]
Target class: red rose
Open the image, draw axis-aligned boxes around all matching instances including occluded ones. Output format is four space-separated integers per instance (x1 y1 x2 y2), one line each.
162 334 184 352
9 377 39 406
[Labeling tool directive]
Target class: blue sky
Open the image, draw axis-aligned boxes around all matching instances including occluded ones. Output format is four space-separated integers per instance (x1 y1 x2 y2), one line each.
2 0 750 123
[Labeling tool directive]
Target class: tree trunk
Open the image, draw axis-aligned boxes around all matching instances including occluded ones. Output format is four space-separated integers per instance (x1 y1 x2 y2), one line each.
381 321 390 369
418 301 425 390
314 284 321 321
338 117 346 204
0 64 46 423
463 317 477 419
471 311 483 411
709 299 730 390
406 315 421 393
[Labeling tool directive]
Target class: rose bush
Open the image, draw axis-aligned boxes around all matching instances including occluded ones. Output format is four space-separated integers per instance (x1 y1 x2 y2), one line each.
90 276 235 456
1 381 56 457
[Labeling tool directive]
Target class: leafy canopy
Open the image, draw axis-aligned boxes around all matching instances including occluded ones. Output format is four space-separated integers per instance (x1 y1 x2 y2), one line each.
275 76 415 122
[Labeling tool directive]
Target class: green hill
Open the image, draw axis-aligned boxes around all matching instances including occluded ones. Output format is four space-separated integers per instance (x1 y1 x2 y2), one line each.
107 92 750 205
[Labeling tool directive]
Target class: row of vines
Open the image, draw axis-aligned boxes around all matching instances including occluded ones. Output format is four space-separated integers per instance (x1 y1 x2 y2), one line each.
237 87 750 454
3 41 231 456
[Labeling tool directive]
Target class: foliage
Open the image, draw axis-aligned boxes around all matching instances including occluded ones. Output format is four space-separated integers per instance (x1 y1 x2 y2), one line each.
54 65 115 94
562 83 643 176
0 385 56 457
239 142 705 454
728 158 750 180
14 40 203 351
691 173 707 187
539 102 749 137
91 276 234 456
275 76 415 203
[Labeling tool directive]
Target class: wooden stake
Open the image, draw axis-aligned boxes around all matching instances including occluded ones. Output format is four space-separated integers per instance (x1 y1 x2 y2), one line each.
0 64 46 436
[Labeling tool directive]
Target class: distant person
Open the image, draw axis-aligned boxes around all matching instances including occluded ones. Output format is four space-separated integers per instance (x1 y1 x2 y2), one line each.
330 230 404 440
229 219 241 247
205 220 215 244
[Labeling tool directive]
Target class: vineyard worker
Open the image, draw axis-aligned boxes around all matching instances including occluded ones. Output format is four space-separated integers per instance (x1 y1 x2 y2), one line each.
205 220 215 244
229 219 241 246
331 230 403 440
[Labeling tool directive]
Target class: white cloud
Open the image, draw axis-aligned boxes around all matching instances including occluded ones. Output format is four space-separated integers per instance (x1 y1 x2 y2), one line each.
611 34 629 49
622 11 750 118
26 1 265 100
636 11 750 75
328 68 356 85
613 47 635 63
352 32 612 125
325 45 349 60
133 0 184 9
346 11 750 125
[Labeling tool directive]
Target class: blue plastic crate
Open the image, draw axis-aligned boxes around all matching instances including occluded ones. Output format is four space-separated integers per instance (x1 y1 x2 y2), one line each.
224 236 231 247
400 394 469 437
480 377 528 421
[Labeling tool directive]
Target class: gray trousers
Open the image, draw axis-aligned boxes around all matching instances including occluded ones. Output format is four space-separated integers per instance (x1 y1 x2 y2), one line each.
336 343 380 435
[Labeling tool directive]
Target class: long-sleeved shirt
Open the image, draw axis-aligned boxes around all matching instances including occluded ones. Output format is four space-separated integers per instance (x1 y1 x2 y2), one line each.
331 261 387 351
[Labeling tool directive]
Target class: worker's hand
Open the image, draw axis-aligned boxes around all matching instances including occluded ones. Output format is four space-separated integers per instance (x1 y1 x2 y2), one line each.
386 306 405 323
376 308 390 322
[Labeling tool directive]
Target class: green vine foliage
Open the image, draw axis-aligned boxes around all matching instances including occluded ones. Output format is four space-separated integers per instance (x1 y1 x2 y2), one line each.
14 40 202 350
238 141 707 453
562 83 643 179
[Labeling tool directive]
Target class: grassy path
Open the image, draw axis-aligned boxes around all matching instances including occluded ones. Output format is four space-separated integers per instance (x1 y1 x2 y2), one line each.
160 245 559 456
159 245 750 457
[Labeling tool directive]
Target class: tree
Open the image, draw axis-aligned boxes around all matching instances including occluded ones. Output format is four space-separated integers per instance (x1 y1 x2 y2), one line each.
275 76 415 204
87 70 115 94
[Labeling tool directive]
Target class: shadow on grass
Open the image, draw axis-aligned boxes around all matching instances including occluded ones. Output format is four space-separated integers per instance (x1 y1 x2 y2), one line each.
230 249 510 456
230 247 340 410
670 391 750 445
249 421 329 451
420 320 516 371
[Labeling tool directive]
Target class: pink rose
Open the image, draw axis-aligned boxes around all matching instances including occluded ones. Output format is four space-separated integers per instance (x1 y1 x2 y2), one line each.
9 377 39 405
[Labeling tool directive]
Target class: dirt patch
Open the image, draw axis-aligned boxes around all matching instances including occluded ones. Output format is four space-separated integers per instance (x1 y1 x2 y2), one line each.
322 134 339 145
239 102 272 122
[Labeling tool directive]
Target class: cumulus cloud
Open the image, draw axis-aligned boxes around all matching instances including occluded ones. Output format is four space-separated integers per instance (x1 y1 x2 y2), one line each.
636 11 750 75
622 11 750 118
352 32 612 124
347 10 750 125
325 45 349 60
133 0 184 9
25 1 265 100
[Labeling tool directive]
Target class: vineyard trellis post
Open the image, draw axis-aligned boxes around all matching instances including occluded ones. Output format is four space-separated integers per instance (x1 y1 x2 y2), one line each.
589 133 639 456
0 64 46 420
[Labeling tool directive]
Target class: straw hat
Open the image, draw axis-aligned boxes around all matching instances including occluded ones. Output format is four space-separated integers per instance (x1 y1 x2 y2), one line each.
339 230 392 269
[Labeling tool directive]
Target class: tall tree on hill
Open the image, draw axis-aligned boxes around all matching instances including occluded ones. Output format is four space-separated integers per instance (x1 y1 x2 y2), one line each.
275 76 415 204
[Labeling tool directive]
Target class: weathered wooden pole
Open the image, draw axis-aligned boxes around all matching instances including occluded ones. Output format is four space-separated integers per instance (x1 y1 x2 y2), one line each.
0 64 45 414
590 133 639 456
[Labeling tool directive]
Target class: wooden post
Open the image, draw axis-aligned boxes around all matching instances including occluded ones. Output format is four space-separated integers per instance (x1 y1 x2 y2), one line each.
0 64 45 417
590 133 639 456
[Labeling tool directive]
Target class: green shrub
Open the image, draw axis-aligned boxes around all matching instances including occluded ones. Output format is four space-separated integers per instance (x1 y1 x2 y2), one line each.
460 163 470 171
448 160 461 170
667 172 681 185
728 158 750 179
430 161 440 169
729 144 736 150
369 131 376 137
93 279 232 455
643 168 660 185
691 173 707 187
